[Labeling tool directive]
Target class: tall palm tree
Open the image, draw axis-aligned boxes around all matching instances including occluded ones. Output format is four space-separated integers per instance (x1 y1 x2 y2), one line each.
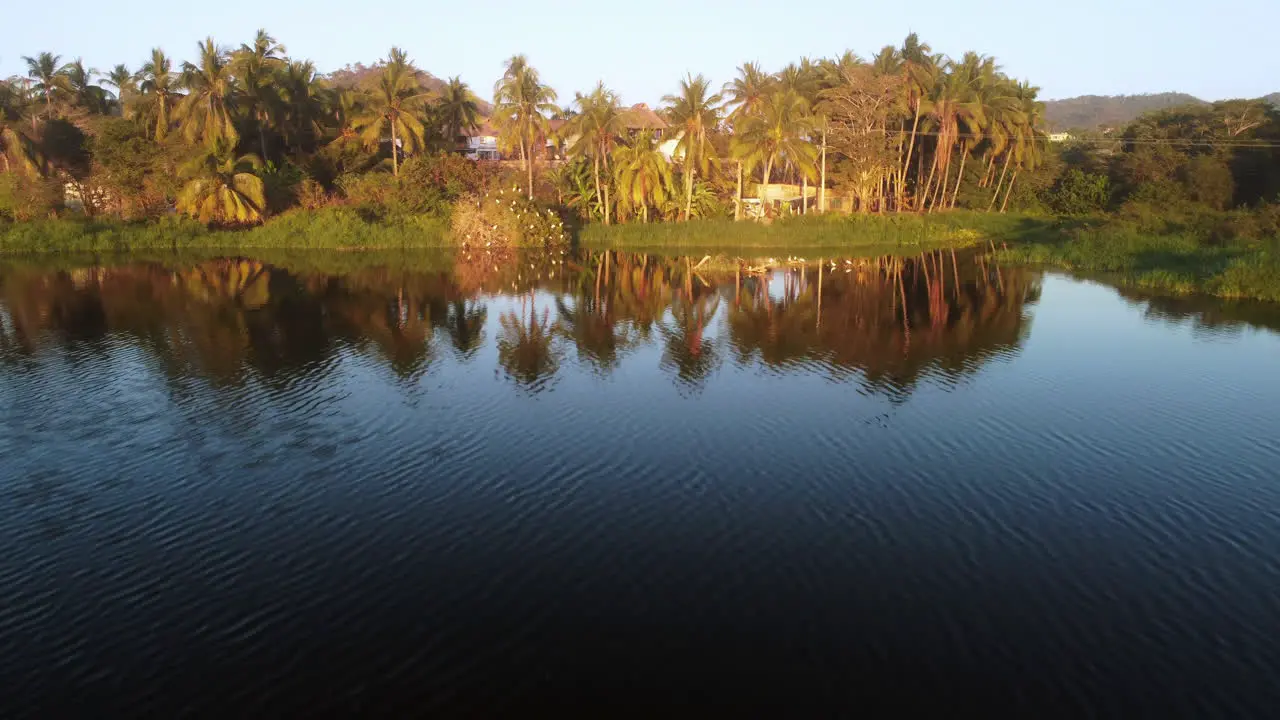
612 130 674 223
103 64 137 115
563 81 623 223
663 73 723 221
992 81 1045 212
918 58 984 211
730 90 816 206
233 29 286 158
898 34 937 202
176 141 266 224
437 76 480 149
137 48 176 141
352 47 429 176
723 62 772 123
175 38 239 148
61 59 110 114
278 59 326 153
493 54 559 199
22 52 68 117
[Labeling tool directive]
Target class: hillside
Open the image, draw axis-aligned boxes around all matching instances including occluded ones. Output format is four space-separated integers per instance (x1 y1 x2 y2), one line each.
1044 93 1207 131
1266 92 1280 109
327 63 494 115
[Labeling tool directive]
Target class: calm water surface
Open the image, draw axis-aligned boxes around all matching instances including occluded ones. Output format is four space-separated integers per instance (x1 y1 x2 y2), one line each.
2 250 1279 716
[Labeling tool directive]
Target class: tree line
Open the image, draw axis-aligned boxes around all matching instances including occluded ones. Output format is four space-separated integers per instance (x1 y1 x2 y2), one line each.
2 31 1277 231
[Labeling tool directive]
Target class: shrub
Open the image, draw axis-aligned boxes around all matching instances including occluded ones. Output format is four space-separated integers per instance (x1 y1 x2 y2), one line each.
1046 169 1109 215
0 174 63 221
450 188 569 249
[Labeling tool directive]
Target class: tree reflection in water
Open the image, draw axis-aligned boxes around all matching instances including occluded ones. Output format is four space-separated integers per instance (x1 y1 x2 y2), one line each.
0 249 1059 399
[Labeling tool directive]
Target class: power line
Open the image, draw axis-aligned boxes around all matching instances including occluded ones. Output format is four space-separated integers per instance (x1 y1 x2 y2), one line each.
863 128 1280 149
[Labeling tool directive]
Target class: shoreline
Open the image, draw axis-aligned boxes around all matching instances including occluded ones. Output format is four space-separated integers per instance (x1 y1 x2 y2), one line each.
2 209 1278 302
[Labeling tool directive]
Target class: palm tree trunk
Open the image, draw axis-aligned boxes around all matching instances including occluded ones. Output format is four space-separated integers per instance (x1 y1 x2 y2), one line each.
989 153 1011 211
819 127 827 214
527 142 535 200
950 146 969 209
936 148 952 213
918 151 937 212
1000 169 1018 213
801 174 808 215
735 161 743 221
684 165 694 222
903 102 921 184
391 121 400 176
592 154 602 222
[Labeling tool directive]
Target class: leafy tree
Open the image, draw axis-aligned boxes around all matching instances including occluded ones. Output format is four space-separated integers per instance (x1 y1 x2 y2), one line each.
1045 169 1108 214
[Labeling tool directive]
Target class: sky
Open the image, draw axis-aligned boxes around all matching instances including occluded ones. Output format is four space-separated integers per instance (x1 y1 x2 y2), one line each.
3 0 1278 107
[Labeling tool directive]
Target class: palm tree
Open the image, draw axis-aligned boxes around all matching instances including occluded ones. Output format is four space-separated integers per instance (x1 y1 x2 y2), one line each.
493 55 559 199
437 76 480 150
137 48 176 141
103 64 137 114
563 81 623 223
991 81 1045 212
351 47 429 176
22 52 68 117
233 29 286 159
176 140 266 224
918 58 984 211
278 59 326 153
612 130 674 223
723 62 772 123
730 90 816 207
175 38 239 148
898 34 937 203
61 59 110 114
663 73 722 221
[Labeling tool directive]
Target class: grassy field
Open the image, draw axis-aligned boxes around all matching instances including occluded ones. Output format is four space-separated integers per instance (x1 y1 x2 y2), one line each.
577 212 1050 250
0 208 448 254
1000 224 1280 302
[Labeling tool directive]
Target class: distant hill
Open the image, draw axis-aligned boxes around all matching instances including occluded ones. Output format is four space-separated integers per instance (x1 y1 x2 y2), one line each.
327 63 494 115
1265 92 1280 109
1044 93 1207 131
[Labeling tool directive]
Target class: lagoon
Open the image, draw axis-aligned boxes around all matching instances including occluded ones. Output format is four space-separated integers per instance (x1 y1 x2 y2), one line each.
2 250 1279 715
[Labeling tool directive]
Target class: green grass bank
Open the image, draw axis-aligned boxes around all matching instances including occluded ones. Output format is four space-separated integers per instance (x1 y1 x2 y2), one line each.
4 208 1280 302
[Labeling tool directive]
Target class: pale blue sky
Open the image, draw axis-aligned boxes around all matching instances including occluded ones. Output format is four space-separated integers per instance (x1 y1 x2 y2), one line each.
4 0 1277 106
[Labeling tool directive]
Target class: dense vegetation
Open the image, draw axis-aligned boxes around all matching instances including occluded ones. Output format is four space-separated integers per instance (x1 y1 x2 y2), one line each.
2 32 1280 299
